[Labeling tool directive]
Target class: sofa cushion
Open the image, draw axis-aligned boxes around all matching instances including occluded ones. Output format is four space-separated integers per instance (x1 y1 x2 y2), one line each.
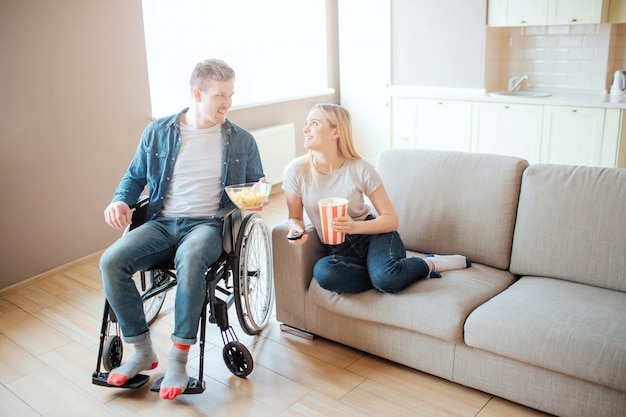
510 164 626 292
464 276 626 392
308 256 516 344
376 149 528 270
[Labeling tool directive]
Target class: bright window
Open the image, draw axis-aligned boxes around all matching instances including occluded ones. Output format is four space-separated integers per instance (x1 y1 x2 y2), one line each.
141 0 328 117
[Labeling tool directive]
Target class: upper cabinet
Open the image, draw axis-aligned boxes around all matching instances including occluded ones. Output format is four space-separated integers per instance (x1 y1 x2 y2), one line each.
609 0 626 22
548 0 608 24
488 0 610 26
488 0 547 27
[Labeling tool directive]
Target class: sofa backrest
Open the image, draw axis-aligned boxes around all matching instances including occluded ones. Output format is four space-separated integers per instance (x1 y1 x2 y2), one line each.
376 149 528 270
510 164 626 292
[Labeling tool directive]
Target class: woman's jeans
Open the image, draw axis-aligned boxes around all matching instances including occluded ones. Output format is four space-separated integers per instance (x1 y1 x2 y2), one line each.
313 227 430 294
100 217 223 345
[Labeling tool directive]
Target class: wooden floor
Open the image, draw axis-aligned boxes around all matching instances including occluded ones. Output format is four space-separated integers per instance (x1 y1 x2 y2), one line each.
0 191 553 417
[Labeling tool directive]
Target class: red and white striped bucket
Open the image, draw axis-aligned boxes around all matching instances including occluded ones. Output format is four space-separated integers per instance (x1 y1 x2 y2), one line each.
318 197 348 245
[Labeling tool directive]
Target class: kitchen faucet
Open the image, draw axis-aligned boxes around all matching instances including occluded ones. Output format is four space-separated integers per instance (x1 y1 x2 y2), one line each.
508 75 529 92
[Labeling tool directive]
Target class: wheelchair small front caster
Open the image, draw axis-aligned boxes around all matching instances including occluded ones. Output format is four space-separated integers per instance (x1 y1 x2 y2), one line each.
102 335 123 372
222 341 253 377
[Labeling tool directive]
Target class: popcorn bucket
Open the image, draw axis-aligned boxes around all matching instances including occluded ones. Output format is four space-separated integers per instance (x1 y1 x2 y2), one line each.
318 197 348 245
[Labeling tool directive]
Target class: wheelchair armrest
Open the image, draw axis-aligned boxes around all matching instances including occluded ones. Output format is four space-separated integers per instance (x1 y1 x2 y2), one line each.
128 197 239 234
130 195 150 210
129 196 150 231
213 200 239 221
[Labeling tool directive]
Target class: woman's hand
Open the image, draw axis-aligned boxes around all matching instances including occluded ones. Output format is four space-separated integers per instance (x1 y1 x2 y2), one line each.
331 215 357 235
287 227 308 245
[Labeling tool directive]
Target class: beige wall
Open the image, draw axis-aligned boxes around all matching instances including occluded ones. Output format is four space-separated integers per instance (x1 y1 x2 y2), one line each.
0 0 338 291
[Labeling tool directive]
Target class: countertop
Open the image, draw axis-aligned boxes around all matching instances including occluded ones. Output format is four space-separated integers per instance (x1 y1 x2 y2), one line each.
388 85 626 110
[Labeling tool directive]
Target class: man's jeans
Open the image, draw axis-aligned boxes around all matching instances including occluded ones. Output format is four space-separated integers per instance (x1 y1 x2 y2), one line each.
313 227 430 294
100 217 223 345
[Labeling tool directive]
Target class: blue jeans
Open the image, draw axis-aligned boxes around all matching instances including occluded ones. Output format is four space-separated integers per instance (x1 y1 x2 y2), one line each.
100 217 223 345
313 224 430 294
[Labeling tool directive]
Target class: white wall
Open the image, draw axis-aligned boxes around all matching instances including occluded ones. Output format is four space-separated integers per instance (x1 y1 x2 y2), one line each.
391 0 488 88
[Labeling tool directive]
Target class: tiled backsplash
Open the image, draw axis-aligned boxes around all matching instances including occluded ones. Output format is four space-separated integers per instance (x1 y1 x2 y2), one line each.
485 23 626 94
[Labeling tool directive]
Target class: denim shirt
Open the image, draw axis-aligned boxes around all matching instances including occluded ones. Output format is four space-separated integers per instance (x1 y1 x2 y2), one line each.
111 108 265 220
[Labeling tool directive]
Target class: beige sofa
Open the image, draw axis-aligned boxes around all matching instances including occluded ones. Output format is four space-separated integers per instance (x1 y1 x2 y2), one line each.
272 149 626 417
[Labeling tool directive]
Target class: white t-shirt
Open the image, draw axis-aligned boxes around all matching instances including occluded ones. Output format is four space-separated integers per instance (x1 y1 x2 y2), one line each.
282 155 383 241
160 123 222 217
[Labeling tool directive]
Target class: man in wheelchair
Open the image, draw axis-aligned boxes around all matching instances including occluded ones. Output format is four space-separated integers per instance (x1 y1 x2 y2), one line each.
99 59 266 400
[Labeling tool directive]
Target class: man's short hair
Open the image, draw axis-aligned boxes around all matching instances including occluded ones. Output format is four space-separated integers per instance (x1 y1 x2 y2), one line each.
190 59 235 91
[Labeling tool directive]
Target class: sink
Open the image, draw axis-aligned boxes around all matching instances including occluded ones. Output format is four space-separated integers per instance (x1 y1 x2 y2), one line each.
489 91 552 98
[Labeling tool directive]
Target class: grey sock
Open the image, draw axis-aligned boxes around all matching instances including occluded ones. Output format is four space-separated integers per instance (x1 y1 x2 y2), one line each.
159 344 190 400
107 333 158 386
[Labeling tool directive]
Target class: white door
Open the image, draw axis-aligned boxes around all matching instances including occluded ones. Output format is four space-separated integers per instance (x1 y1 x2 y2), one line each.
415 99 472 152
488 0 548 26
548 0 606 24
541 105 606 166
471 102 543 163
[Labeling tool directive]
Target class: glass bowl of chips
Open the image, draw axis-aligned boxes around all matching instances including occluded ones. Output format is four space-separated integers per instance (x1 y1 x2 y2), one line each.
225 182 272 209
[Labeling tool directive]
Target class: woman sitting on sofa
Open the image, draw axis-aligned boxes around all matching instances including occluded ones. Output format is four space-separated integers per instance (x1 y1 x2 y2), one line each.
282 103 471 294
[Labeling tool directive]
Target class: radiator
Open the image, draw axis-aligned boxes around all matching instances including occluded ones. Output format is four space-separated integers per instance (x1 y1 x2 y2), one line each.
250 123 296 185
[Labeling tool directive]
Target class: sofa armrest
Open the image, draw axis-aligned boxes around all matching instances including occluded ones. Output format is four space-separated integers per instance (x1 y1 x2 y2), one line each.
272 221 326 330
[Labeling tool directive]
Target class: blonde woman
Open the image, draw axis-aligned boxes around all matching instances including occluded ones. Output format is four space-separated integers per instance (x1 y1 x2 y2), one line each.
282 104 470 294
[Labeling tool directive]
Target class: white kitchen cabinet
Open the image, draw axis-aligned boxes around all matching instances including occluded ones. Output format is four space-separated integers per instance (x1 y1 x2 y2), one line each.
602 109 624 167
541 105 607 166
471 102 543 163
488 0 547 27
609 0 626 22
548 0 609 24
391 98 472 151
488 0 609 26
415 99 472 152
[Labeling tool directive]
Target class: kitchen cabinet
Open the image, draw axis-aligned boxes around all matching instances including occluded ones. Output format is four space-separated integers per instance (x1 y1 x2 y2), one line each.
488 0 547 27
542 106 622 167
548 0 608 24
609 0 626 22
390 89 624 168
471 102 543 164
391 98 472 151
488 0 609 26
415 99 472 151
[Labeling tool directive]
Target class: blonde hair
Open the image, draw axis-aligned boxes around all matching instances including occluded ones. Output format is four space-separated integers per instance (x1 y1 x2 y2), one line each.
309 103 361 159
307 103 361 180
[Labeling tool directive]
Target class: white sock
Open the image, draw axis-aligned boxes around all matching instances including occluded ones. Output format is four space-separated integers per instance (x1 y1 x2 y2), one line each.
159 343 190 400
107 333 158 386
425 254 470 277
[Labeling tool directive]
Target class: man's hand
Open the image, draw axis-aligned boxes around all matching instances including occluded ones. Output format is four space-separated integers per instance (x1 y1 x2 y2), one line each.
104 201 132 230
247 177 270 212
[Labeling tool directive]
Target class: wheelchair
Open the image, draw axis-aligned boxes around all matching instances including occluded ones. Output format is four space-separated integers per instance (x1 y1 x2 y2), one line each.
92 196 274 394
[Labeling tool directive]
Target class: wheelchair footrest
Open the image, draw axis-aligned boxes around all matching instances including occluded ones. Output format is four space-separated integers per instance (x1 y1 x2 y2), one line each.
92 371 150 389
149 376 206 394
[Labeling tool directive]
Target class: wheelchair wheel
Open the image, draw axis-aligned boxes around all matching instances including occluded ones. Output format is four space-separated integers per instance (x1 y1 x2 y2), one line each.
234 213 274 335
222 341 253 377
102 335 123 372
134 269 169 325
